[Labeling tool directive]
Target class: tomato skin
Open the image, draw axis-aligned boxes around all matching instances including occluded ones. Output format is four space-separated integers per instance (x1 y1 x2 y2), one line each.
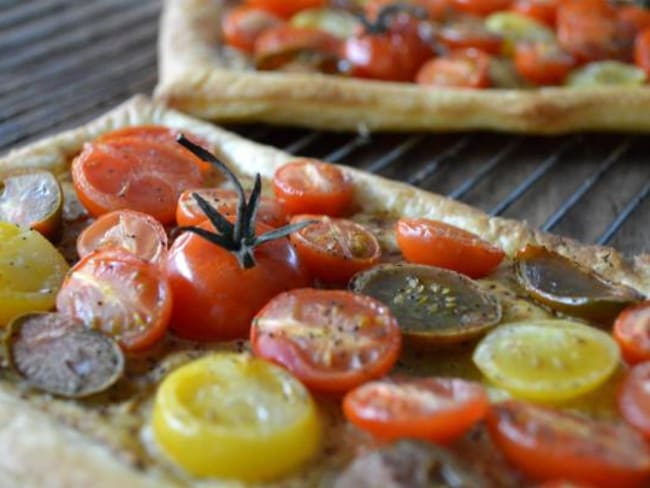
251 289 402 394
618 361 650 440
511 0 557 27
487 400 650 488
222 6 283 53
343 377 488 443
514 41 575 85
396 218 504 278
635 29 650 79
614 301 650 365
56 248 172 352
619 6 650 35
245 0 325 19
557 0 635 64
76 209 168 265
289 215 381 285
166 220 310 342
273 158 353 217
416 48 492 88
451 0 512 17
176 188 287 228
71 137 203 225
437 18 504 55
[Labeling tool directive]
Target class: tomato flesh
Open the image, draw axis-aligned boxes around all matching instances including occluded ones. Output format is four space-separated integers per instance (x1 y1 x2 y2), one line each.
635 29 650 78
488 400 650 487
614 301 650 365
246 0 325 19
343 377 488 443
511 0 558 27
514 41 574 85
618 361 650 439
251 289 402 394
416 48 492 88
222 6 283 53
396 218 504 278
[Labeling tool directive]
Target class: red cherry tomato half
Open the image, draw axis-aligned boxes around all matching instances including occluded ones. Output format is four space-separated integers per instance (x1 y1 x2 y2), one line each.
273 158 354 217
76 209 168 265
251 289 402 394
511 0 558 27
245 0 326 19
614 301 650 365
487 400 650 487
618 361 650 440
71 137 203 225
619 6 650 35
416 48 492 88
221 5 283 53
176 188 287 228
635 29 650 79
166 219 310 342
514 41 575 85
451 0 513 17
343 377 488 443
289 215 381 285
396 218 504 278
437 18 504 55
56 248 172 352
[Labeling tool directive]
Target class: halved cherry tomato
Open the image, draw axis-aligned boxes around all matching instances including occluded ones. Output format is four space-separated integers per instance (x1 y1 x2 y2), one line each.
396 218 504 278
343 377 488 443
289 215 381 285
246 0 326 19
71 137 203 225
166 219 310 341
56 248 172 352
251 289 402 394
254 25 341 72
557 0 635 63
416 48 492 88
451 0 512 17
618 361 650 439
365 0 455 21
514 41 575 85
176 188 287 228
619 6 650 35
222 5 283 53
437 17 504 55
614 302 650 365
76 209 168 265
487 400 650 487
635 29 650 78
272 158 353 217
511 0 558 27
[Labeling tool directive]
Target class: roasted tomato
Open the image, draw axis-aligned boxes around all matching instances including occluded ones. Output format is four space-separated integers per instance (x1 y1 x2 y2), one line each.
487 400 650 487
273 158 353 217
437 16 504 55
71 136 203 225
635 28 650 78
76 209 168 265
416 48 492 88
365 0 455 22
251 289 402 394
289 215 381 285
511 0 558 27
619 6 650 35
56 248 172 352
152 353 321 481
343 377 488 443
451 0 512 17
254 25 341 72
614 301 650 365
514 41 575 85
396 218 504 278
222 5 283 53
618 361 650 439
556 0 635 63
176 188 287 228
246 0 326 19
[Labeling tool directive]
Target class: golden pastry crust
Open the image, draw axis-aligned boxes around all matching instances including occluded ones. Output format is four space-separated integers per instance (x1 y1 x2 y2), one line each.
0 95 648 487
155 0 650 134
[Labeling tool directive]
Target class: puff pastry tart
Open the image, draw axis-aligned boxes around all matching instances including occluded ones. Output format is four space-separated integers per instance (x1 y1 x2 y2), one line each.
156 0 650 133
0 96 649 487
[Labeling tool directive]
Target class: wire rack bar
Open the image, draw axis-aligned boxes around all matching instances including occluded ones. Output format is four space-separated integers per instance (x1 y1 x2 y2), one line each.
597 179 650 246
365 134 424 173
406 135 473 186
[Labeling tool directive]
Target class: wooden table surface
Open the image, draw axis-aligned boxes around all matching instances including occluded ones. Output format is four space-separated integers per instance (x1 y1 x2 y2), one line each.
1 0 649 257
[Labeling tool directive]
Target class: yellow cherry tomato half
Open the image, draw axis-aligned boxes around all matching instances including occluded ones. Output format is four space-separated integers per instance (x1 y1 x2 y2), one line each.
0 222 69 325
152 353 321 482
473 320 620 402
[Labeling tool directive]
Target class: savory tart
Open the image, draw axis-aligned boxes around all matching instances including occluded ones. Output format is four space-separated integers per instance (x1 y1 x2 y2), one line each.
156 0 650 133
0 95 649 487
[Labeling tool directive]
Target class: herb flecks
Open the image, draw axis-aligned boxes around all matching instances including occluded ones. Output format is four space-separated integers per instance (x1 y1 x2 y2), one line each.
175 135 313 269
